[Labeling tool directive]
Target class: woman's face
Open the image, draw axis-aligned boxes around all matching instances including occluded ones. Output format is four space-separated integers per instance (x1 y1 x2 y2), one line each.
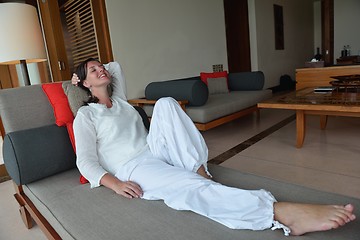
83 61 111 89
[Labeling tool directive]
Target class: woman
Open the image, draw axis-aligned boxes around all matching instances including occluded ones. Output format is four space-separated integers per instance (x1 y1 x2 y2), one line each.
73 58 356 236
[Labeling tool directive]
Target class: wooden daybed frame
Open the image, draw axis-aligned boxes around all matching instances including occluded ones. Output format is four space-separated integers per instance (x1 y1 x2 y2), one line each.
14 184 62 240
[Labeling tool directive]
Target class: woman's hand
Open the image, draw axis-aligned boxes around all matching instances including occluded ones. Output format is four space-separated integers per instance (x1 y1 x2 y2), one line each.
112 180 143 199
72 73 80 86
100 173 143 199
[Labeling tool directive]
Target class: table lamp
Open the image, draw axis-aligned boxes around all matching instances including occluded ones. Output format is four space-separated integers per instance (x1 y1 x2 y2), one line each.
0 3 47 86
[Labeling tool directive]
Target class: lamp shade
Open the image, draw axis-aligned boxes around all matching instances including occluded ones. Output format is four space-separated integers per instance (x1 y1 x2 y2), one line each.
0 3 46 64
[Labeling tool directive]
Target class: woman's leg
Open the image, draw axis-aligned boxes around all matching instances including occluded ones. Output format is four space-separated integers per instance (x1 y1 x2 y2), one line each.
122 155 356 235
140 99 356 235
147 97 210 176
125 154 275 231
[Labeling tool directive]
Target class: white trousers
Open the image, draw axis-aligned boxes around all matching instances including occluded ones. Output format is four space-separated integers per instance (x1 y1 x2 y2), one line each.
115 97 276 230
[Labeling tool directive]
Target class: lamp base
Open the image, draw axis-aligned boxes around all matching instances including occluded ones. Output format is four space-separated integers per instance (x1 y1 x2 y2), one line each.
19 60 31 86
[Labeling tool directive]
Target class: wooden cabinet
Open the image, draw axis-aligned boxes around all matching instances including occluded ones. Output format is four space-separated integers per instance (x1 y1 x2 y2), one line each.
296 65 360 90
336 56 360 65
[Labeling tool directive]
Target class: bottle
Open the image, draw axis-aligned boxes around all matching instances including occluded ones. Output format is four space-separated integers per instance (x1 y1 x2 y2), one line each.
342 46 347 57
347 45 351 56
314 47 322 61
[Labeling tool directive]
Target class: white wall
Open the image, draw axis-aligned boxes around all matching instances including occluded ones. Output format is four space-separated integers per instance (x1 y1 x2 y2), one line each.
105 0 318 94
105 0 228 99
250 0 314 89
334 0 360 60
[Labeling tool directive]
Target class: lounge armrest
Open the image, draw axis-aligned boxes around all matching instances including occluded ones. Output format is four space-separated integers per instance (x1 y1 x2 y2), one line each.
3 124 76 185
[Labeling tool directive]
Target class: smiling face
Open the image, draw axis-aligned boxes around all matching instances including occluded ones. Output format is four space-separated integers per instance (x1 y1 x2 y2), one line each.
83 61 111 90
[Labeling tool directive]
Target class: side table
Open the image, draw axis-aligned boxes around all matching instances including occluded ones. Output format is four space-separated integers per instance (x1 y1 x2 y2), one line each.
128 98 189 111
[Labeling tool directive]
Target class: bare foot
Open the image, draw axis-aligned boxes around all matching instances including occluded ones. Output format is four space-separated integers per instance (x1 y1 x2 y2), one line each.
196 165 212 179
274 202 356 236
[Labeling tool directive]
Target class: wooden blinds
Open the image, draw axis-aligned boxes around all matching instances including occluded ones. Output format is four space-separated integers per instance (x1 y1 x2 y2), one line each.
63 0 99 67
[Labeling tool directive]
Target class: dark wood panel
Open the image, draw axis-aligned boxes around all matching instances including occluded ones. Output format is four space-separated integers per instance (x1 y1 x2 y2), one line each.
274 4 284 50
223 0 251 72
0 65 14 89
322 0 334 66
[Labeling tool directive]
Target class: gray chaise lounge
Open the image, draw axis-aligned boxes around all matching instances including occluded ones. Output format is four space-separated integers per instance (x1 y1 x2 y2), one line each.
0 84 359 240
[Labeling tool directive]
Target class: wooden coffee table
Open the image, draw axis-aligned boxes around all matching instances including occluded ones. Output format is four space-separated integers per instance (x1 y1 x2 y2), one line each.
258 88 360 148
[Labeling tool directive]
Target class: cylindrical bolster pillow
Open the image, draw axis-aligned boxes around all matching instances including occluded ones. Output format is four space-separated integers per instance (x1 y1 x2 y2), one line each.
3 124 76 185
145 79 208 106
228 71 265 91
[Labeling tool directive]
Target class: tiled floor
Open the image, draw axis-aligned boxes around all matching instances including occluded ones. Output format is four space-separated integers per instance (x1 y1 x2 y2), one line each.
0 108 359 239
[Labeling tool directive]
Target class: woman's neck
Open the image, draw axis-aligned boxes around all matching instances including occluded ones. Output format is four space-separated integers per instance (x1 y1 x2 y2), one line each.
91 87 112 108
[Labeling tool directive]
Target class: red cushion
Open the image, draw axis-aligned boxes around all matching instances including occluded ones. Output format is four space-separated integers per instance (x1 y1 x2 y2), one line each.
200 71 228 85
42 83 89 184
66 123 89 184
42 83 74 126
66 122 89 184
66 122 76 152
80 175 89 184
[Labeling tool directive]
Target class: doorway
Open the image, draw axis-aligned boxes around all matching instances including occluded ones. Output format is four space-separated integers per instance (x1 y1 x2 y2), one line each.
321 0 334 66
37 0 113 82
223 0 251 73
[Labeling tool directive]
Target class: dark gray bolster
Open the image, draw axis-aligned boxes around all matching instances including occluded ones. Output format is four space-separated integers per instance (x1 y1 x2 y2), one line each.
145 78 208 106
228 71 265 91
3 124 76 185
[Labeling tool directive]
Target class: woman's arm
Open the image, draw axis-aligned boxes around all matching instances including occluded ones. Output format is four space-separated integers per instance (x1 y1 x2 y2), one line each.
100 173 143 199
104 61 127 100
74 111 107 188
74 111 143 198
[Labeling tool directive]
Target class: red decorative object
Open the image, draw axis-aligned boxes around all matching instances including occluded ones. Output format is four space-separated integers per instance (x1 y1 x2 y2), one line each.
200 71 228 85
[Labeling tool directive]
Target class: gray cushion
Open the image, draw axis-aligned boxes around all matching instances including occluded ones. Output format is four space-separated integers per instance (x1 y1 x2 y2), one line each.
207 77 229 95
228 71 265 91
62 82 113 117
24 165 360 240
62 81 89 117
145 77 208 106
0 85 55 134
3 124 76 185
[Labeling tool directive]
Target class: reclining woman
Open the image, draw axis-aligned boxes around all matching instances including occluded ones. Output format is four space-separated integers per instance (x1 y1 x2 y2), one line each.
72 58 356 236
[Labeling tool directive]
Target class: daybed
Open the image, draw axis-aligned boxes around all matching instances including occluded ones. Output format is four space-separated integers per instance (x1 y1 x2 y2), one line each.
0 83 359 240
129 71 272 131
